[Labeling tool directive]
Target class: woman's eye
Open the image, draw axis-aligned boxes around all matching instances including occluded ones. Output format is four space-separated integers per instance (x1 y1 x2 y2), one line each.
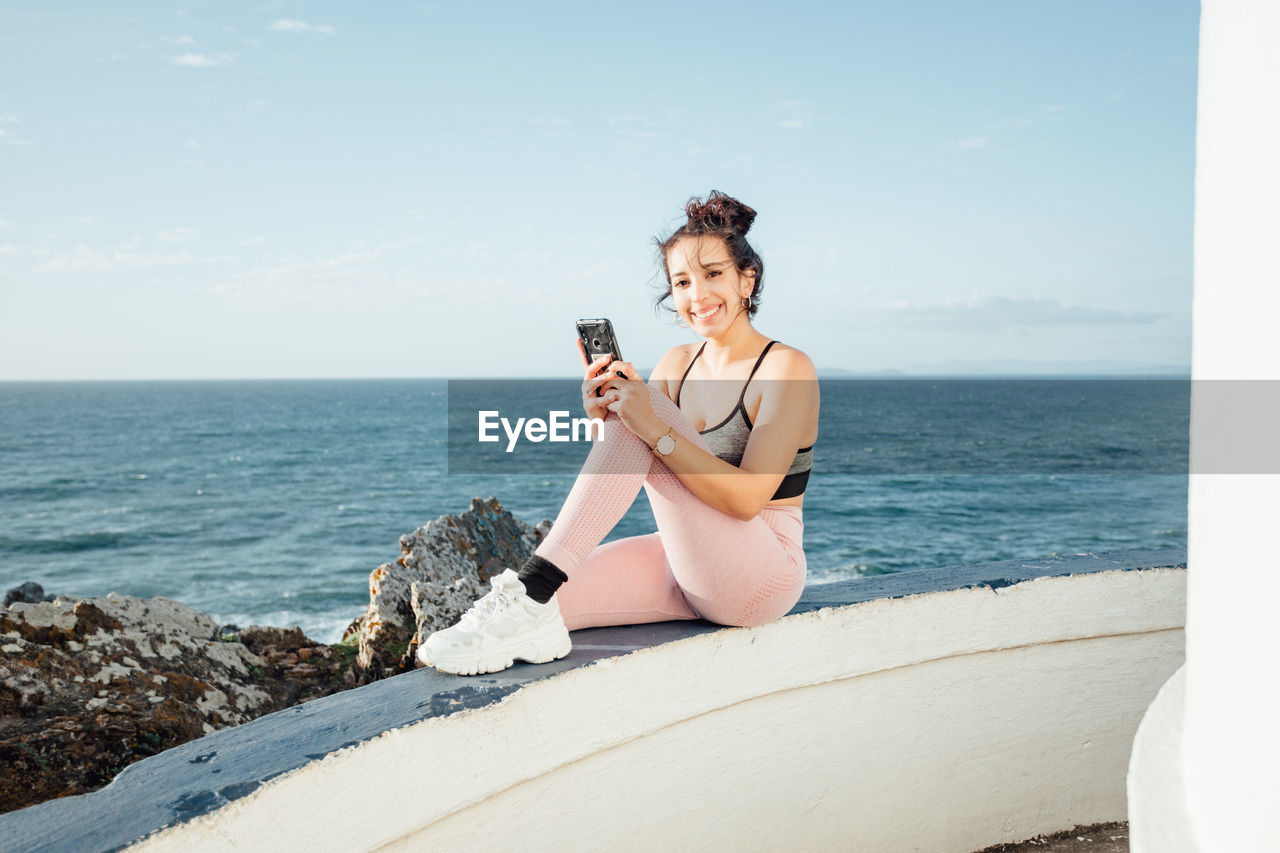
708 270 721 278
674 280 689 288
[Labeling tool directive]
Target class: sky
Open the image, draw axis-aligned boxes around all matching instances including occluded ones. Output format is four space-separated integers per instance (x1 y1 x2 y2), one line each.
0 1 1200 379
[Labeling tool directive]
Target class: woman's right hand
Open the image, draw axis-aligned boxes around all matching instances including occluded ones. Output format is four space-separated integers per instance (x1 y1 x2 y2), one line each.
577 338 619 422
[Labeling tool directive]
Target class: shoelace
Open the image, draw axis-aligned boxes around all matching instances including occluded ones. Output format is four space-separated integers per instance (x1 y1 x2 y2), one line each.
461 573 522 624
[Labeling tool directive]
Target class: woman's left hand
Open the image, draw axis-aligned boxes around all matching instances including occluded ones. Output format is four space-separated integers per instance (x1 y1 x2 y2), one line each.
596 361 663 443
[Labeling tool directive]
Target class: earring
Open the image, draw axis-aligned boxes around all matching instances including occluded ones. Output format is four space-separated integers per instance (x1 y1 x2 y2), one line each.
741 296 750 309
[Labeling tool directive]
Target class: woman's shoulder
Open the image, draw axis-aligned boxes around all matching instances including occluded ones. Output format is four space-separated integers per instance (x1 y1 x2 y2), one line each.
647 342 702 397
760 340 818 381
650 342 701 379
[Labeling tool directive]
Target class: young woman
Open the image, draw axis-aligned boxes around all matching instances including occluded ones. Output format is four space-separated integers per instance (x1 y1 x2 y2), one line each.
417 191 820 676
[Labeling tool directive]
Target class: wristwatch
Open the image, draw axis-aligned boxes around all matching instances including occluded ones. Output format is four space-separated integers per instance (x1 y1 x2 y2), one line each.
651 428 677 457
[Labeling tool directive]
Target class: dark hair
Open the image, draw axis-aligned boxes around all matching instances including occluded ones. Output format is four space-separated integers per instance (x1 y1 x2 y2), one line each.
653 190 765 318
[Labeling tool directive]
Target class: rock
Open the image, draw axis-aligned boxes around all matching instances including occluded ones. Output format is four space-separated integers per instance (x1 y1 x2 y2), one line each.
346 497 551 678
0 593 360 816
4 581 56 607
0 497 550 814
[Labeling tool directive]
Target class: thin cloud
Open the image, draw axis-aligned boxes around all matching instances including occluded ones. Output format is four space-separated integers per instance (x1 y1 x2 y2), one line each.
993 104 1067 134
217 237 421 293
210 237 427 308
870 295 1162 331
23 235 231 273
0 114 32 146
773 99 811 130
607 113 658 138
269 19 336 35
946 136 990 151
172 53 235 67
33 245 227 273
157 227 199 243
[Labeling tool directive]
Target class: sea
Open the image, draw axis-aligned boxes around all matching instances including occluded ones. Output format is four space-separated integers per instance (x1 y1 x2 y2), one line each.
0 378 1189 645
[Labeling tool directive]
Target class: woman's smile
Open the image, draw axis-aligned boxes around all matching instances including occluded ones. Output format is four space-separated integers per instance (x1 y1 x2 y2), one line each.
690 303 723 324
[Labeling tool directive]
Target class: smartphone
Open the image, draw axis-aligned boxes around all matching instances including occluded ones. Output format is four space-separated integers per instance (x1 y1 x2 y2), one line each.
576 318 627 393
577 317 624 363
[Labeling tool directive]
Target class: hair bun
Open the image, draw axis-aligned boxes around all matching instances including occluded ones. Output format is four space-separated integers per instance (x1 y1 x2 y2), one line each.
685 190 757 237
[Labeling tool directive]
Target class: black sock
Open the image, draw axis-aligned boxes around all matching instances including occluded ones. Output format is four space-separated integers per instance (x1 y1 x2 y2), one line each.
517 555 568 604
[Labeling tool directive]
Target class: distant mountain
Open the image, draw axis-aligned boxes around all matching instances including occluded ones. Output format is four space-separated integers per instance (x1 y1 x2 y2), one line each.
818 359 1190 378
816 367 907 378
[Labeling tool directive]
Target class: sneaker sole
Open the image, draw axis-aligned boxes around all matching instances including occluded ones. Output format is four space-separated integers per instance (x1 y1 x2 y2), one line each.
424 624 572 676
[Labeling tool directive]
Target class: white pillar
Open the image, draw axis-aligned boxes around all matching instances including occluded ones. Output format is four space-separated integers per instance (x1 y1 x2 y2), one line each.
1129 0 1280 849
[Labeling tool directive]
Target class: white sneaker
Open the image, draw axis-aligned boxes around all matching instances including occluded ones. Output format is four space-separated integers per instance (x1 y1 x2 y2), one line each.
415 569 571 676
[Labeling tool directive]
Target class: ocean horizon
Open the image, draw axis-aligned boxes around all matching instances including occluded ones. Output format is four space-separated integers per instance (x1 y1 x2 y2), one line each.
1 378 1189 645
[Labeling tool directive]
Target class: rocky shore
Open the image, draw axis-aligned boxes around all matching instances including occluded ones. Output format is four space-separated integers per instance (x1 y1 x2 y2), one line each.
0 497 549 815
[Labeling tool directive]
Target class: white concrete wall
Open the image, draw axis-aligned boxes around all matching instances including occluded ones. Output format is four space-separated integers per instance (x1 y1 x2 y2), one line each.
1131 2 1280 850
129 568 1184 853
1184 0 1280 848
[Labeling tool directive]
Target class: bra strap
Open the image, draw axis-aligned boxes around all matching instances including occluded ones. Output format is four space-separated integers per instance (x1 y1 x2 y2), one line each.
674 343 707 406
737 340 778 408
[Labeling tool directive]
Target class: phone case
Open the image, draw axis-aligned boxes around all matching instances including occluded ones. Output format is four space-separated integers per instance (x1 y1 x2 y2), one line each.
577 318 627 396
577 318 623 363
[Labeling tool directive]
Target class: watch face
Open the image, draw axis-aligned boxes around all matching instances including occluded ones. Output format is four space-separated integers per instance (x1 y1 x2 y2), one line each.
657 434 676 455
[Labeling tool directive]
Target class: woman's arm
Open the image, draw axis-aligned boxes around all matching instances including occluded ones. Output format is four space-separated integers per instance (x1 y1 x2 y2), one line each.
600 346 819 521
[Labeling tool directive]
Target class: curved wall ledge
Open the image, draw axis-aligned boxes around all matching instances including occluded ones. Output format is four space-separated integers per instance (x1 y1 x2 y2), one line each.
1128 664 1196 852
0 549 1186 853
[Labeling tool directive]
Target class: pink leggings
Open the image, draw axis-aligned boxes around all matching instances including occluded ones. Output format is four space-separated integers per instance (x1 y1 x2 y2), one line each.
534 385 807 631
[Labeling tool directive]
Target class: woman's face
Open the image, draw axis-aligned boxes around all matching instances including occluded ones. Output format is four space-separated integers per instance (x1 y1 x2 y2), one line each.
666 236 756 335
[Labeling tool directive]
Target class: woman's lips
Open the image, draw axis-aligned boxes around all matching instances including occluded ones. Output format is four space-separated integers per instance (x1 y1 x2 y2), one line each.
690 303 722 323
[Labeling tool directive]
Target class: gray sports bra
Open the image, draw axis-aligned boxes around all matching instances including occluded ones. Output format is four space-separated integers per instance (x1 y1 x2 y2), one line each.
675 340 814 500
